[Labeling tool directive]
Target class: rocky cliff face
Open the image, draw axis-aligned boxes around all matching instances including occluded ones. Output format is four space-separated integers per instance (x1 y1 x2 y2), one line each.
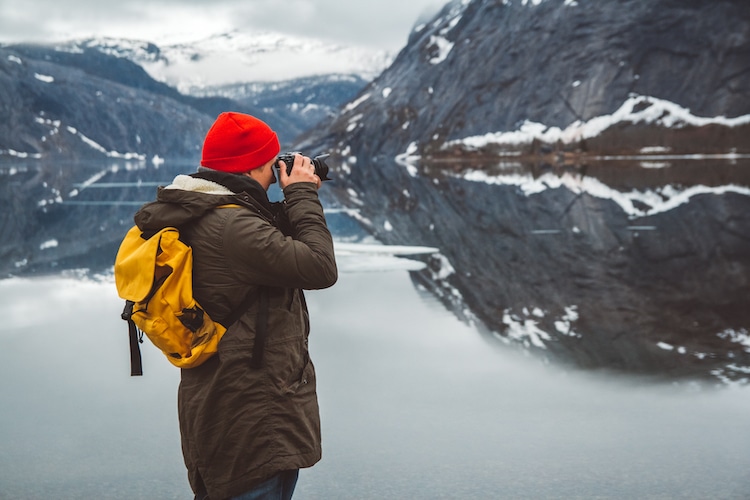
299 0 750 162
296 0 750 382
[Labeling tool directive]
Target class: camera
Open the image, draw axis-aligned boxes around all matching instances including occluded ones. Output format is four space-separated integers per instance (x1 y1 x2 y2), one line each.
275 152 331 182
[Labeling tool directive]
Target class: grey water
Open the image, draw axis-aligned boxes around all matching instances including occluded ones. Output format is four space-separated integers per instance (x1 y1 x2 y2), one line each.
0 270 748 499
1 155 750 498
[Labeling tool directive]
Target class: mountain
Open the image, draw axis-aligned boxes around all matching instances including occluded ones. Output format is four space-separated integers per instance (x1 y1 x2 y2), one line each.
0 35 378 280
4 33 390 151
299 0 750 164
0 44 220 161
296 0 750 382
192 74 370 142
70 32 390 143
69 31 391 94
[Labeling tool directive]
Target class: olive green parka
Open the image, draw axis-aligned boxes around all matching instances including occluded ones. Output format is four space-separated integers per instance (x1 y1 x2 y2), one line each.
133 170 337 499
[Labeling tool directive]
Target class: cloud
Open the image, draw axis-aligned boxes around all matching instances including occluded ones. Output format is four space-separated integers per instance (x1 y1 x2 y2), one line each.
0 0 447 50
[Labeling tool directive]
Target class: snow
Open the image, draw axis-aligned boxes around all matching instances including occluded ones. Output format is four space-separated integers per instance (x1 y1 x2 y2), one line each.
639 161 671 169
346 188 363 206
502 310 552 349
31 115 145 160
346 114 363 133
554 306 581 337
455 169 750 218
334 253 428 273
34 73 54 83
334 242 437 257
343 93 371 112
431 95 750 218
395 142 421 177
74 130 145 160
718 328 750 353
1 149 41 159
640 146 671 154
446 95 750 149
433 254 455 280
39 239 59 250
61 32 392 93
425 2 465 65
428 35 454 64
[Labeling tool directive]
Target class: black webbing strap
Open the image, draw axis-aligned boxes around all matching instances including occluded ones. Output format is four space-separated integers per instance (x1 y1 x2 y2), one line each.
250 287 270 369
122 287 269 376
219 286 270 369
127 320 144 376
122 301 144 376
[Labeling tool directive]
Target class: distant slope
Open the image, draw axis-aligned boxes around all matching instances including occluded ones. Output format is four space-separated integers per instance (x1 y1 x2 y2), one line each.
73 32 390 144
71 31 391 93
196 74 370 143
0 45 215 161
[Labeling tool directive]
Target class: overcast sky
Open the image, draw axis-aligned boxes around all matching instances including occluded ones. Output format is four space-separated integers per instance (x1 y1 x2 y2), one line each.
0 0 447 51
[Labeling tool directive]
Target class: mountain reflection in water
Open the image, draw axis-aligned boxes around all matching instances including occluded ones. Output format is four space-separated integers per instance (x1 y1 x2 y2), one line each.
346 156 750 383
2 156 750 383
0 271 748 499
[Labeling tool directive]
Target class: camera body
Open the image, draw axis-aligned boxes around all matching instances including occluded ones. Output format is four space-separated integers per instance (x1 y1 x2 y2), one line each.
275 152 331 182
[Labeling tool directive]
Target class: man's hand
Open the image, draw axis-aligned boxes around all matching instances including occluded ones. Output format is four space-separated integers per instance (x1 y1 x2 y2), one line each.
278 154 321 190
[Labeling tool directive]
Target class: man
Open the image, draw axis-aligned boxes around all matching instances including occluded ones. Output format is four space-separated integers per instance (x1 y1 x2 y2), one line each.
133 112 338 499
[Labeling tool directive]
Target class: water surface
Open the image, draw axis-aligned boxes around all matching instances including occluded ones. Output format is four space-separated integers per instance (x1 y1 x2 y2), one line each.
0 269 748 499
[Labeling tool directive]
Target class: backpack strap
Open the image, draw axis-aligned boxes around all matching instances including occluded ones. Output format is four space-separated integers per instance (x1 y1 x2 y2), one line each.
219 286 270 369
122 300 144 376
122 287 269 375
251 287 270 369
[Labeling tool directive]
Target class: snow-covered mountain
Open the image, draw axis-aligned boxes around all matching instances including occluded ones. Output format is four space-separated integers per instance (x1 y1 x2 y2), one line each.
63 30 392 95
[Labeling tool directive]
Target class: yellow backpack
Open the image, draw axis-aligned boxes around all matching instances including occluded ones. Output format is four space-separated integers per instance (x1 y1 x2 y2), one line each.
114 225 265 375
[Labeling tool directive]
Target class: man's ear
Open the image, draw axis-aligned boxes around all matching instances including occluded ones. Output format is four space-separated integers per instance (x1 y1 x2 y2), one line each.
246 165 263 179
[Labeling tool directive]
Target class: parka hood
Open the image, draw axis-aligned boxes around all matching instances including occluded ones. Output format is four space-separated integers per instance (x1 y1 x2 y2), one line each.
133 170 273 233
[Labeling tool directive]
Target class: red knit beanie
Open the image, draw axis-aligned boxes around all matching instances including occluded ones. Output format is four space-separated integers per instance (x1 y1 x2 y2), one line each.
200 112 280 173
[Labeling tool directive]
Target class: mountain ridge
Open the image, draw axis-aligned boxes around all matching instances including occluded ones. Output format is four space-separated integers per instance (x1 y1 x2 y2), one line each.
55 31 392 94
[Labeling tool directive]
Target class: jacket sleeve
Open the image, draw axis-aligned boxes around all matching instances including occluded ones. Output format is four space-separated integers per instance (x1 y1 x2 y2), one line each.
224 183 338 290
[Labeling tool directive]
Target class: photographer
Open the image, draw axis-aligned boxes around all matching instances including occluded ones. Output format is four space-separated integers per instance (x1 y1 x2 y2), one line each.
133 111 338 500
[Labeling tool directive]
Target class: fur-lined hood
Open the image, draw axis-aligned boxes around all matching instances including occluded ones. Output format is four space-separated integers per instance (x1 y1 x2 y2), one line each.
133 170 274 233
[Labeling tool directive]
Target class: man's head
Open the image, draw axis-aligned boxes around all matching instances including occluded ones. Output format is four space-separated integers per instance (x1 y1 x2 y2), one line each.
200 112 280 175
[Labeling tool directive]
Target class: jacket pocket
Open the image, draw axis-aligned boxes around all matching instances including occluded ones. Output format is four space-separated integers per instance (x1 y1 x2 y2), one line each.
280 351 311 395
266 335 312 396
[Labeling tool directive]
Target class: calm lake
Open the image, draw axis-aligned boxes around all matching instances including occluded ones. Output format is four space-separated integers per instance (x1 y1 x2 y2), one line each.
1 154 750 498
0 267 748 499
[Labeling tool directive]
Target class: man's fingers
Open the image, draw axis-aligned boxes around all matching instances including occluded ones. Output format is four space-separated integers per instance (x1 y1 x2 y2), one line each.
282 154 320 189
278 160 289 181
